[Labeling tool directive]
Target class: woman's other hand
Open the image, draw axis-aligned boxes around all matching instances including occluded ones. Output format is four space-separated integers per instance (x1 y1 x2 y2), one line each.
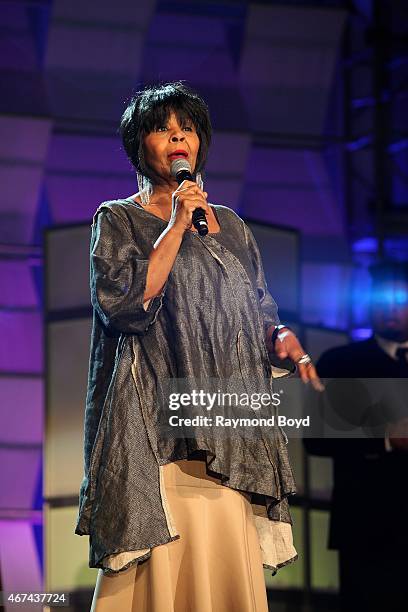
272 327 324 391
169 180 211 233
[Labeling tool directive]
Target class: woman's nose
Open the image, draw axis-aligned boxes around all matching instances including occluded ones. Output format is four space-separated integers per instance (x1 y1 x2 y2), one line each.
170 130 185 142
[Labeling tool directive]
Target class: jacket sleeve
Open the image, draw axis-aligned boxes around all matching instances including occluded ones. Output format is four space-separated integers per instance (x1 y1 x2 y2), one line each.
243 221 281 331
90 206 167 334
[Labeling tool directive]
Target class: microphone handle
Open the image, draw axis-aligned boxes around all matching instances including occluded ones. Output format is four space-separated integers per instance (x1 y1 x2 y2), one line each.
175 169 208 236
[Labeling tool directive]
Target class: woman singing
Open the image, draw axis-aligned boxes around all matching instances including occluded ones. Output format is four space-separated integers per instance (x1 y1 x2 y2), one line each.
75 81 322 612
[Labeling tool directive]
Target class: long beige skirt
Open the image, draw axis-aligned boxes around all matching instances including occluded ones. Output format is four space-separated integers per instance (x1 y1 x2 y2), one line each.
91 454 269 612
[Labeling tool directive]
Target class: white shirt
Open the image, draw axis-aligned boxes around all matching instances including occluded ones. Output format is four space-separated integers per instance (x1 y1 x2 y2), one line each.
374 334 408 361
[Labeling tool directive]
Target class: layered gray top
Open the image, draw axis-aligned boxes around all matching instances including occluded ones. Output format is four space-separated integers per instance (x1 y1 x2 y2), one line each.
75 198 298 574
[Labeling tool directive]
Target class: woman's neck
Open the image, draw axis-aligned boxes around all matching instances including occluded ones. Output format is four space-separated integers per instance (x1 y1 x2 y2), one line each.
148 180 178 208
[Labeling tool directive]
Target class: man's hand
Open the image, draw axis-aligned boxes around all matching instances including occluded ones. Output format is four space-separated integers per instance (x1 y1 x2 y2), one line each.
267 326 324 392
387 417 408 452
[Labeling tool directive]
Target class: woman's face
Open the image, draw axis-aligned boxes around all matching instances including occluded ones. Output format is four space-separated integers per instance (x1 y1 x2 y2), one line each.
143 110 200 185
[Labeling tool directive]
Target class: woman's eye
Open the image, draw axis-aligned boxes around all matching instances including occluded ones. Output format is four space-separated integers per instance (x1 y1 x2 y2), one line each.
155 126 168 132
183 126 193 131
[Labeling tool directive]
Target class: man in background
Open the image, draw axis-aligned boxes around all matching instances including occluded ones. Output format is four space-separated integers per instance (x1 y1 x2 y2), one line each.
304 261 408 612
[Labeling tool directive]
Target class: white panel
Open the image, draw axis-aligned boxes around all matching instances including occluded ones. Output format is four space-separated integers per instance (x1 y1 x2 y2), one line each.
0 7 38 72
143 13 237 85
0 311 42 373
0 115 50 244
47 26 144 74
246 147 332 185
0 377 43 444
310 510 339 591
47 134 129 174
247 222 299 316
248 183 342 234
46 226 91 311
143 45 237 86
241 147 345 237
0 261 38 308
150 13 226 46
51 0 155 27
0 116 51 161
0 165 43 244
46 319 91 498
46 174 135 224
45 504 97 592
206 177 243 213
302 264 352 328
0 449 41 509
46 0 155 75
207 132 251 175
0 521 43 609
240 5 346 134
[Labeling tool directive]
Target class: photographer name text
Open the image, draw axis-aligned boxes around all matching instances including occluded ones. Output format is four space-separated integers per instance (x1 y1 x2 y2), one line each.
168 415 310 428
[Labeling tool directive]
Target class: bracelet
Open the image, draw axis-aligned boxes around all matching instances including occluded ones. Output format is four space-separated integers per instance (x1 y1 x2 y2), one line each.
271 324 292 347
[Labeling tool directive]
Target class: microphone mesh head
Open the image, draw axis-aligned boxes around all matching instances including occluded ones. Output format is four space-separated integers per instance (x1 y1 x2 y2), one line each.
170 158 192 178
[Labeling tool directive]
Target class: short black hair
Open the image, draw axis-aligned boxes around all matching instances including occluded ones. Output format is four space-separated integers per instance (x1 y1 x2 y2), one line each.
119 81 212 184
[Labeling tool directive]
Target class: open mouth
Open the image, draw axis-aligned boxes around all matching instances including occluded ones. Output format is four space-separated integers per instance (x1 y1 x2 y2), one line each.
168 150 188 160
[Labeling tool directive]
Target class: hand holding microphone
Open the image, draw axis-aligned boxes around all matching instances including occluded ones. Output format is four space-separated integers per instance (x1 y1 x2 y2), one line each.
170 159 209 236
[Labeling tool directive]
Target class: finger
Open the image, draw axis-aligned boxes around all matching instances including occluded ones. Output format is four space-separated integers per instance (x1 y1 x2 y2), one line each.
307 366 325 392
173 191 191 209
275 348 288 360
184 197 211 214
175 195 208 211
293 351 307 363
176 179 198 191
298 362 324 391
175 181 207 196
176 192 209 206
297 363 310 384
185 185 207 196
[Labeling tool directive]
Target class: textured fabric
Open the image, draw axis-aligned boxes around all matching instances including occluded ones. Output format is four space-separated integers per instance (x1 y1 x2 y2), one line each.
91 454 270 612
74 198 298 575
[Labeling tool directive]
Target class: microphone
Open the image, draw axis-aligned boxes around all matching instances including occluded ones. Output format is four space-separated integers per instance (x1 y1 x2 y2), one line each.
170 158 208 236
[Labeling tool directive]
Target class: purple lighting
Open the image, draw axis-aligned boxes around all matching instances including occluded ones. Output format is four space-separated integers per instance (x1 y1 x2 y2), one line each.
350 327 372 341
352 237 378 254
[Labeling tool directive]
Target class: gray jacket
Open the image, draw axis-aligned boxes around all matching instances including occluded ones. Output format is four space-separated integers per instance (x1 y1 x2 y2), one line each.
75 199 298 575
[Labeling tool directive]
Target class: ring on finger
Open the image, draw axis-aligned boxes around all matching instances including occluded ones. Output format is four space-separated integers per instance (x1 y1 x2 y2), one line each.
297 353 312 365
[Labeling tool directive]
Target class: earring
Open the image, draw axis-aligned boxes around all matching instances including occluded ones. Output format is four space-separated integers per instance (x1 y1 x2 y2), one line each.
195 172 204 191
136 172 153 206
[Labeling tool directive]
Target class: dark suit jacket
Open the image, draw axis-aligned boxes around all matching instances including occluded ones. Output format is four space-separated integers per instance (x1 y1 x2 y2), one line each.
303 336 408 555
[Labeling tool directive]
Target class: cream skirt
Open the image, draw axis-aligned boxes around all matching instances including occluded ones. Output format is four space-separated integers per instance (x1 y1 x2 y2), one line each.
91 455 269 612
